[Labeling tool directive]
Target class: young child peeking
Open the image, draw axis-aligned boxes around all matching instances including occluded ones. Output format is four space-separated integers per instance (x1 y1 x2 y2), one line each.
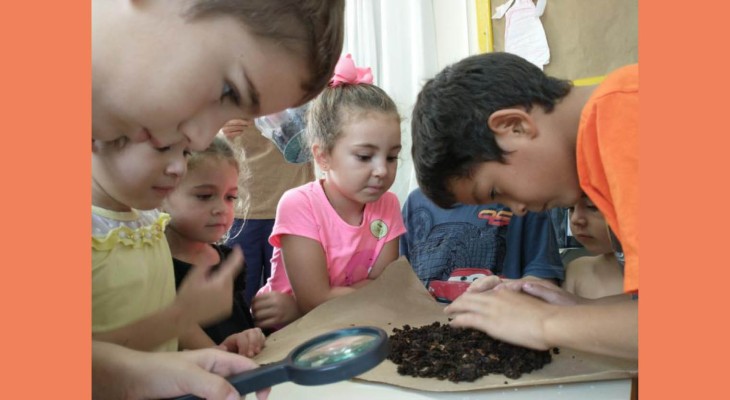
163 136 265 357
563 194 624 299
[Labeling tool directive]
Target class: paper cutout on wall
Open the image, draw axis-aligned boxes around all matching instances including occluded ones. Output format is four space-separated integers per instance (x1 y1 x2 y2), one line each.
493 0 550 70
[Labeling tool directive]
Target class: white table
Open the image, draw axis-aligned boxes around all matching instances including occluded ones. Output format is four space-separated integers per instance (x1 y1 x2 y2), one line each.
269 378 633 400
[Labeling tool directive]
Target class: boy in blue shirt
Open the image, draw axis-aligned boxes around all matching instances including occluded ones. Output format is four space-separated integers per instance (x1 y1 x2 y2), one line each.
401 188 564 303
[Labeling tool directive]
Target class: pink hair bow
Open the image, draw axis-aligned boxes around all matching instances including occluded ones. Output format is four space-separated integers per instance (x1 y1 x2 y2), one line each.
329 54 373 87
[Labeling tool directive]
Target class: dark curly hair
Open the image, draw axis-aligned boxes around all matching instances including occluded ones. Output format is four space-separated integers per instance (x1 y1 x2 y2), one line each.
411 52 572 208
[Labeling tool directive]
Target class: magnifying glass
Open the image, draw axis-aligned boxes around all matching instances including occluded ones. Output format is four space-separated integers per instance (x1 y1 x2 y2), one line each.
254 103 311 164
173 326 389 399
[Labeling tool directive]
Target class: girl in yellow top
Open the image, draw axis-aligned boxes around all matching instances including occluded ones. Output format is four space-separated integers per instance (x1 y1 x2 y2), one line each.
92 136 243 352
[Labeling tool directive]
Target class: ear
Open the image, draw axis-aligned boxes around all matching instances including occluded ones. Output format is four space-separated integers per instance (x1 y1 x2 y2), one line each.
312 143 330 171
487 108 537 139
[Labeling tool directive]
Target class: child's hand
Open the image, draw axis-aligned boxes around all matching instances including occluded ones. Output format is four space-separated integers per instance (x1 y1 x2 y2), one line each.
465 275 504 293
220 328 266 357
94 341 270 400
175 247 245 326
445 289 554 351
465 277 578 305
522 281 584 306
220 119 252 139
251 292 302 328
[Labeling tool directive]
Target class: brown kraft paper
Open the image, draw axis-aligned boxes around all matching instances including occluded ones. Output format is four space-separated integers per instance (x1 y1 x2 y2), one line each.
253 257 638 391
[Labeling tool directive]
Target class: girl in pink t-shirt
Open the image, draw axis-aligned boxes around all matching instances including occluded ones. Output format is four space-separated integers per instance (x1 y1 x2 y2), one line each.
252 54 406 328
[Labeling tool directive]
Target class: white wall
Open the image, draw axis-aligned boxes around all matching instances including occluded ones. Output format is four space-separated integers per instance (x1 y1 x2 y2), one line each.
433 0 473 71
338 0 481 205
404 0 482 197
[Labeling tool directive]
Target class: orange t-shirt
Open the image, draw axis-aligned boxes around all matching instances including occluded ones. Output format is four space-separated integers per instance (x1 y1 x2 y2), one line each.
576 64 638 293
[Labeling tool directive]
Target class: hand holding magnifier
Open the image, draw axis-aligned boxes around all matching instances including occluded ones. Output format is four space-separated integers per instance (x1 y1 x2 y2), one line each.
172 326 389 399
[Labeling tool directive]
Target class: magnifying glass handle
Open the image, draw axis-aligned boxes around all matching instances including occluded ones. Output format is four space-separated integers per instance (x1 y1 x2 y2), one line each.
171 360 290 400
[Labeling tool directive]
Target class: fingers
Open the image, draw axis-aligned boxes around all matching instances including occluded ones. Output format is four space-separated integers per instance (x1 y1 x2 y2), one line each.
446 292 488 312
177 372 240 400
493 280 525 292
251 292 298 328
184 261 217 283
251 296 273 319
184 348 258 375
177 250 242 325
247 328 265 356
220 329 266 357
250 293 269 310
254 307 285 329
255 387 272 400
254 315 278 329
242 335 262 358
251 294 280 320
214 246 244 283
221 119 253 139
183 247 242 284
466 275 502 293
448 311 488 331
236 332 254 357
220 335 237 353
223 119 252 129
177 349 258 400
522 282 577 306
444 292 495 333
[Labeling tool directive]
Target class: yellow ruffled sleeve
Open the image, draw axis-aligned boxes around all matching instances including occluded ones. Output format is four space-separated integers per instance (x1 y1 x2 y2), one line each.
92 212 170 252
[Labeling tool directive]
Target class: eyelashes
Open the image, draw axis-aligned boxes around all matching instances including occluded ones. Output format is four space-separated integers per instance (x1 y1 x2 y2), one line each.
220 81 241 106
154 146 191 158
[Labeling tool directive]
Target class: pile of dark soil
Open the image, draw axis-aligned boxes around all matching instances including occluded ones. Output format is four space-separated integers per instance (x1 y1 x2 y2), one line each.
387 322 553 381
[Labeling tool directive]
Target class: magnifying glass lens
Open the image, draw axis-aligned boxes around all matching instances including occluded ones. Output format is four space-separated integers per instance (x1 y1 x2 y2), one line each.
294 334 379 368
172 327 388 400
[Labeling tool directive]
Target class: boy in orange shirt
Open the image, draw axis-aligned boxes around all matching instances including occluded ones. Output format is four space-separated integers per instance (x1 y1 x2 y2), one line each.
411 52 637 359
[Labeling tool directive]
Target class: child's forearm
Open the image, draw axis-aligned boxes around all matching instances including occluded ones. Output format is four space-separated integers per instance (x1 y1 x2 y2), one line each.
179 324 216 350
521 275 558 285
544 298 638 359
312 280 373 307
298 286 358 313
92 302 195 351
587 293 635 305
351 279 373 289
327 286 358 298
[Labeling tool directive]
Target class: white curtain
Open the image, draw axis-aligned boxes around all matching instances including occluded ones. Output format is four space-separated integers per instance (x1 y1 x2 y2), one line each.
342 0 477 205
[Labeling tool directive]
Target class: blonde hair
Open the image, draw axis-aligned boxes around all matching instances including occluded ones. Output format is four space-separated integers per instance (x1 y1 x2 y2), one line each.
306 83 400 153
187 135 250 243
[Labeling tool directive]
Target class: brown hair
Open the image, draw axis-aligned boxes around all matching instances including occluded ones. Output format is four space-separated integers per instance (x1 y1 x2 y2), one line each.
411 52 572 207
185 0 345 104
307 84 400 154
